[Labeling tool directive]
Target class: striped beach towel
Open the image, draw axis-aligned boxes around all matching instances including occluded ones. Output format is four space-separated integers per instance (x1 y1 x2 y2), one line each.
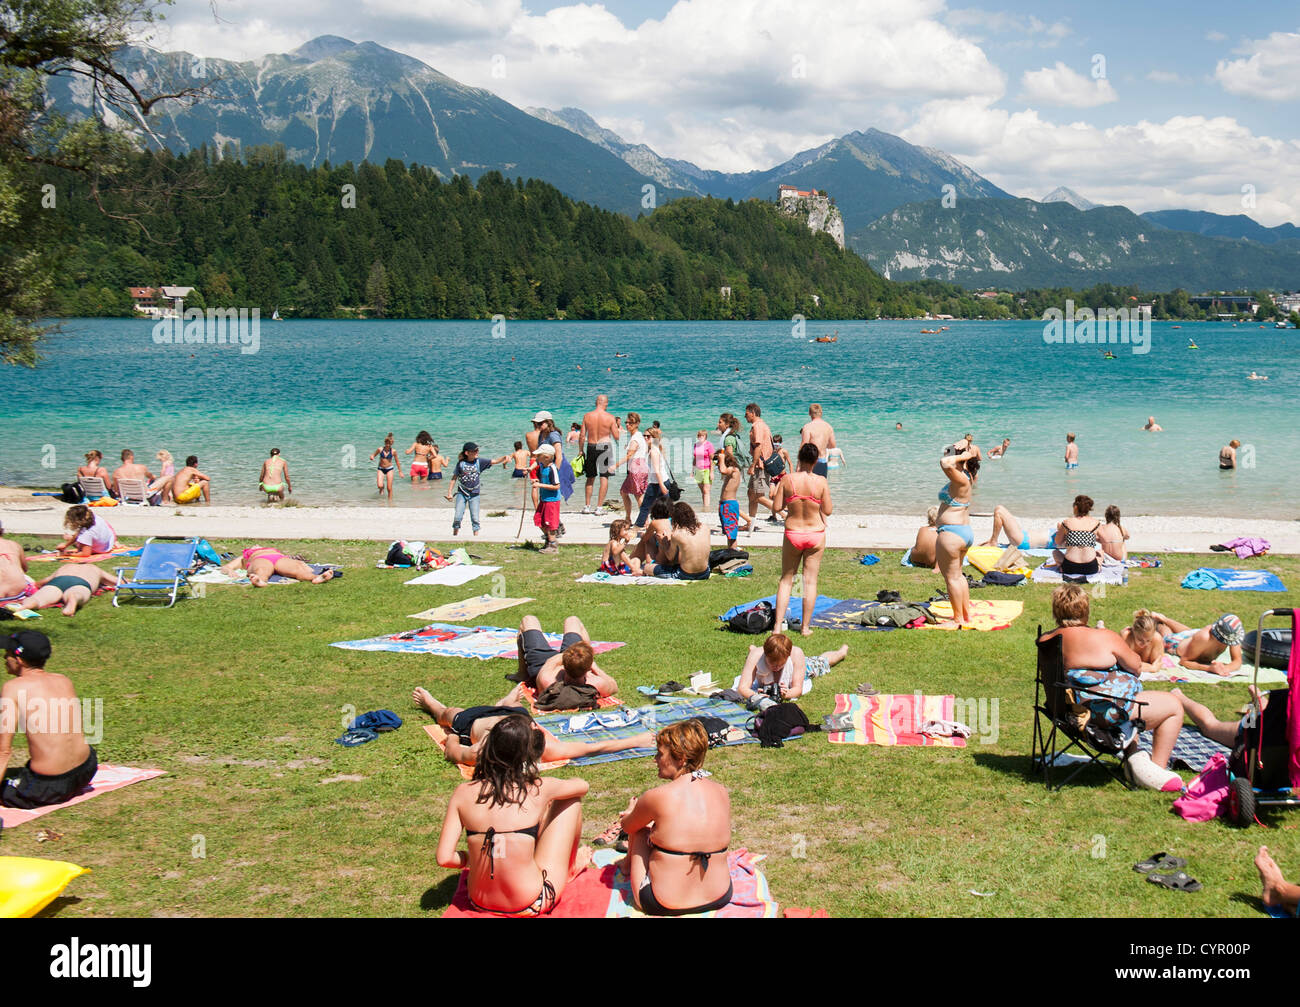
331 623 625 660
826 693 967 747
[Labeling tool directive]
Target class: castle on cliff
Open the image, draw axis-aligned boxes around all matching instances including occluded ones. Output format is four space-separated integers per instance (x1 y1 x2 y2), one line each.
777 184 845 249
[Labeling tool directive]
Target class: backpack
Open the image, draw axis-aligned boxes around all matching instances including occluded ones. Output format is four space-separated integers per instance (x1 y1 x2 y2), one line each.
750 704 814 748
694 715 739 748
728 602 774 634
1173 752 1230 822
59 482 85 504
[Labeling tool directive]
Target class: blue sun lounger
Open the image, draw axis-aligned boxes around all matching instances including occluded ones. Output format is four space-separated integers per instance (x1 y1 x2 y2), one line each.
113 537 197 607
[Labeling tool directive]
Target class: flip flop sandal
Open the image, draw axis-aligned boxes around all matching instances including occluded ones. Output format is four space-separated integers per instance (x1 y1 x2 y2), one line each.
1133 852 1187 874
1146 871 1202 892
659 680 685 694
592 822 624 847
855 683 878 697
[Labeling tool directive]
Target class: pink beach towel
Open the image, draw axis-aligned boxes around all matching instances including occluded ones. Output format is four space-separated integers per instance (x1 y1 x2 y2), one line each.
0 764 166 827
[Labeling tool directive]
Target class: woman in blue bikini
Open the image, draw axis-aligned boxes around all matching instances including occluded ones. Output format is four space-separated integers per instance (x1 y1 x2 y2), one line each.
936 437 980 625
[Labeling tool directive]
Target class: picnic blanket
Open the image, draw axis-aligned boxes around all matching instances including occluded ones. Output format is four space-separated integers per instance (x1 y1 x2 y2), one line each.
408 595 533 621
442 848 777 918
807 598 928 631
1137 726 1229 773
0 765 165 827
826 693 966 747
920 599 1022 631
1032 559 1128 586
1140 654 1290 686
719 595 840 624
331 623 625 660
1181 568 1287 592
404 565 501 587
577 573 688 586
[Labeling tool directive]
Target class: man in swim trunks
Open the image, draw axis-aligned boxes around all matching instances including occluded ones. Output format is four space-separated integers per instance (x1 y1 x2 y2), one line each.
0 523 34 611
112 449 154 497
25 564 118 617
412 684 652 766
645 502 711 580
512 614 618 696
0 631 98 809
1150 612 1244 675
745 403 774 525
799 403 837 478
579 394 621 514
172 455 211 504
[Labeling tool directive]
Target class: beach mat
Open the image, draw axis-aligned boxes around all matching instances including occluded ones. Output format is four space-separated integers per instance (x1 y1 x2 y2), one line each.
535 697 801 767
920 599 1022 631
1140 655 1289 686
404 565 500 587
1181 568 1287 592
719 595 840 624
826 693 966 747
441 848 777 918
408 595 533 621
1137 726 1229 774
28 547 135 564
330 624 625 660
0 764 166 827
806 599 921 631
1032 560 1127 586
577 573 688 586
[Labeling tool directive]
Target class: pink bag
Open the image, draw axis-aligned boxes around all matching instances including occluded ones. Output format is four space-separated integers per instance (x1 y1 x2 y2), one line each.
1173 752 1230 822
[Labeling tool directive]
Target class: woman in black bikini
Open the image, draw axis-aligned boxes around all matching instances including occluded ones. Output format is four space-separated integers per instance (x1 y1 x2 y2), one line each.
370 432 402 500
435 715 590 916
619 720 733 916
1052 494 1103 577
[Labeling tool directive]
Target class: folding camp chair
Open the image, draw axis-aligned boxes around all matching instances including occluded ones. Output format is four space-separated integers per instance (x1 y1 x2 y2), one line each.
113 537 197 607
1030 625 1148 789
78 476 109 501
116 478 155 506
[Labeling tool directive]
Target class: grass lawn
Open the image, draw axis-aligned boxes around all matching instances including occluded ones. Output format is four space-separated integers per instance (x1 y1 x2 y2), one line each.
5 533 1296 917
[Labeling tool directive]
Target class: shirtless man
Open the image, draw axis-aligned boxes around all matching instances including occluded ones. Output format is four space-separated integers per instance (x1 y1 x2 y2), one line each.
745 403 773 525
579 395 621 513
646 502 711 580
112 449 153 495
1064 432 1079 469
987 438 1012 459
0 522 34 611
172 455 211 504
0 631 98 809
412 684 652 766
799 403 837 478
25 563 118 617
1143 416 1163 432
511 615 618 697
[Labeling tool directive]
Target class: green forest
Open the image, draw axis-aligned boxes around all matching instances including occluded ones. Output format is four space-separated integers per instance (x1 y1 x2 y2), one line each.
41 147 1294 324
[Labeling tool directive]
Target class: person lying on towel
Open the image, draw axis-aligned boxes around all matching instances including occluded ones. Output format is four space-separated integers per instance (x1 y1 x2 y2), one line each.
1122 610 1244 676
512 615 619 697
413 684 652 767
0 631 98 809
436 715 591 916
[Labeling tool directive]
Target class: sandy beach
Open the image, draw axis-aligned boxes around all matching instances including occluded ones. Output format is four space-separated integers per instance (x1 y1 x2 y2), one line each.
3 487 1296 553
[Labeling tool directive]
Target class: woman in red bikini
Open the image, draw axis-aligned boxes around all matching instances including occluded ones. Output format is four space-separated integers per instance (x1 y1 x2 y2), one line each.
771 443 832 637
436 715 590 916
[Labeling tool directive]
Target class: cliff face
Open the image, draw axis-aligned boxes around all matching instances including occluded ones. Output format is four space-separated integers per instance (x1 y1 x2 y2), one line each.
781 193 845 249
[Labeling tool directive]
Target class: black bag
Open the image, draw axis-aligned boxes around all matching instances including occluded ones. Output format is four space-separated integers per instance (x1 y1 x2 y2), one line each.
763 452 784 478
727 601 774 634
59 482 85 504
981 570 1025 586
1229 688 1291 790
694 715 737 748
709 547 750 568
384 542 410 566
750 704 815 748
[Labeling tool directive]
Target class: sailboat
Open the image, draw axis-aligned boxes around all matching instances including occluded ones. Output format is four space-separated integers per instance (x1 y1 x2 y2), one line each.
271 308 282 321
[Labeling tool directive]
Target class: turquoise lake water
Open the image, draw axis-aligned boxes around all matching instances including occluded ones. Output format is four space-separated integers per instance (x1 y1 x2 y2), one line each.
1 317 1295 518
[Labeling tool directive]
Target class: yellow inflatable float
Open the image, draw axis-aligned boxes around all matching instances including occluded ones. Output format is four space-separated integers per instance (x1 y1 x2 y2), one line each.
0 856 90 917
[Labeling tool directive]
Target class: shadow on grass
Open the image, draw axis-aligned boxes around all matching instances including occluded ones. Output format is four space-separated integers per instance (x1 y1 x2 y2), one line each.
420 875 461 913
35 895 83 918
971 750 1128 790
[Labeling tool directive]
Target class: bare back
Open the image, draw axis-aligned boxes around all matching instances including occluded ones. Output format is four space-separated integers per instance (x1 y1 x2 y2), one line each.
1 669 91 775
646 774 731 906
779 471 829 532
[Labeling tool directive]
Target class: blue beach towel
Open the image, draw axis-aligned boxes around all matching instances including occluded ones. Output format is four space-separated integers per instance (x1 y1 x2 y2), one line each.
719 594 840 623
1181 568 1286 592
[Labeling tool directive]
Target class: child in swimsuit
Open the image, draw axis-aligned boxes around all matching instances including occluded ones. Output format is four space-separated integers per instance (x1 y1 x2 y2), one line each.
427 444 449 480
406 431 435 482
715 448 742 547
599 520 641 576
511 442 530 478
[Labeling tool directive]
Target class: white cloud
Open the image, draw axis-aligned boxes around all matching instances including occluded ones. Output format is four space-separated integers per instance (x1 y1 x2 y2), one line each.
1019 61 1117 107
1146 69 1191 85
1215 30 1300 101
946 8 1069 46
1205 30 1227 42
905 99 1300 226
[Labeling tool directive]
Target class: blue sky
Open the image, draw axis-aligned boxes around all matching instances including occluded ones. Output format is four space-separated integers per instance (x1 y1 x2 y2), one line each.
156 0 1300 223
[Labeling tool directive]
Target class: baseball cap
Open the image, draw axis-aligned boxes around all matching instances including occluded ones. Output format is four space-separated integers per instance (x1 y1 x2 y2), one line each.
461 442 478 454
533 444 555 456
4 630 51 664
532 411 553 423
1211 614 1244 647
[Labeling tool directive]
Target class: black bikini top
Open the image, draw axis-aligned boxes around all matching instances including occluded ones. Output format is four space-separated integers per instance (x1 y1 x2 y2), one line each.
466 824 540 877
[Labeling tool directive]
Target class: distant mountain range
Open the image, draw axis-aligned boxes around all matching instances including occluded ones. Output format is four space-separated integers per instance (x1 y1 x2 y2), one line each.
852 197 1300 290
45 34 1300 291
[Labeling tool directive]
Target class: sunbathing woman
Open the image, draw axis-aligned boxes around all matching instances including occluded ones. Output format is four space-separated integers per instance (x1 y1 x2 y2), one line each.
1040 585 1185 791
980 504 1054 550
1052 494 1103 578
76 450 112 490
1123 610 1243 675
221 546 335 587
24 563 118 617
258 448 291 502
936 438 980 625
771 443 832 637
436 715 591 916
1096 505 1129 562
619 720 733 916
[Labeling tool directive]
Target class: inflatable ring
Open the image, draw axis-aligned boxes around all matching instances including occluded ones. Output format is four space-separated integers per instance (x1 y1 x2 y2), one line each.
0 856 90 918
1244 629 1291 671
